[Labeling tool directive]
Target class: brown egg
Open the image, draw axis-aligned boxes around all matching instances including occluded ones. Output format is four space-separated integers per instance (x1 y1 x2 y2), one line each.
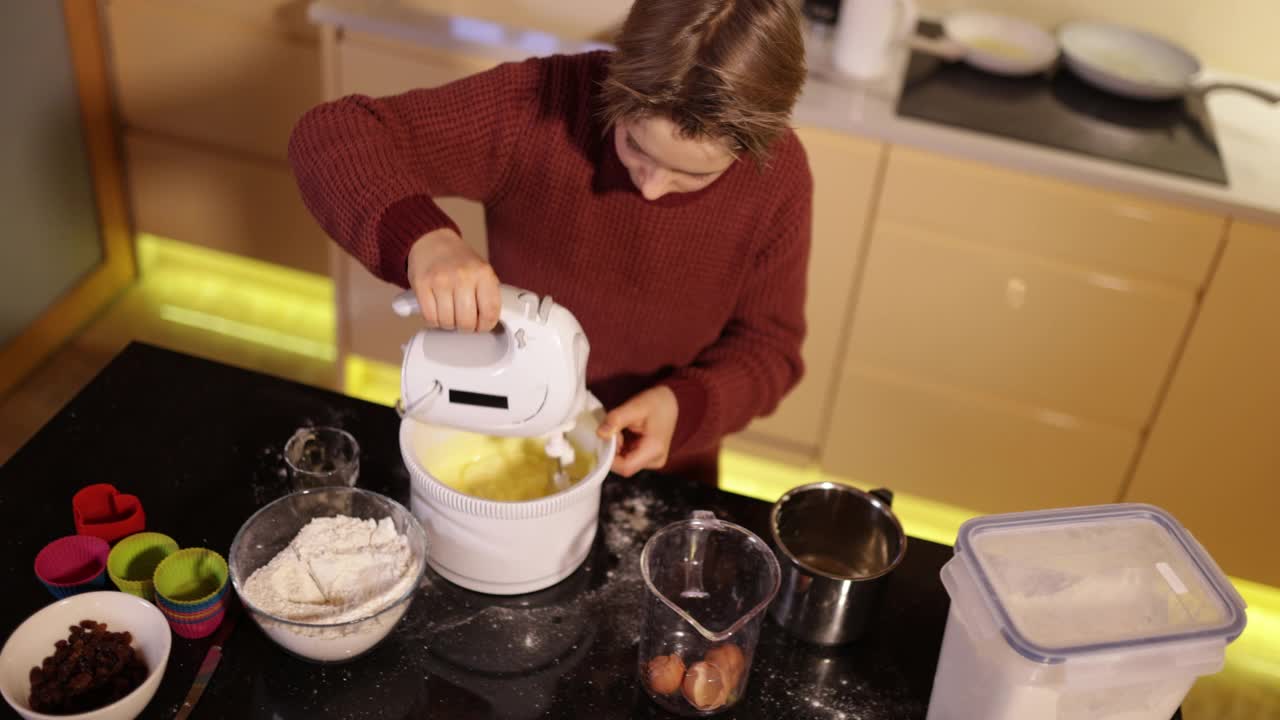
682 661 730 711
646 654 686 695
704 643 746 688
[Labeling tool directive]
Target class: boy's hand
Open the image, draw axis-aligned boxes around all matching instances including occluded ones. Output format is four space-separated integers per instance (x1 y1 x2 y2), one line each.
597 386 679 477
407 228 502 332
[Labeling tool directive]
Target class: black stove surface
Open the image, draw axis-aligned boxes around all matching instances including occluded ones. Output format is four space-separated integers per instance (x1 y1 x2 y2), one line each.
895 51 1228 185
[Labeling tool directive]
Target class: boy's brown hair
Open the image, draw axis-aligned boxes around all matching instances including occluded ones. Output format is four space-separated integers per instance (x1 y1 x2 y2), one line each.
600 0 807 161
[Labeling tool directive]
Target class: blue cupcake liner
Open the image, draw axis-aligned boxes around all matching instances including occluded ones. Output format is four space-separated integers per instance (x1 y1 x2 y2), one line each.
157 592 227 620
155 581 229 613
40 569 107 599
160 603 227 624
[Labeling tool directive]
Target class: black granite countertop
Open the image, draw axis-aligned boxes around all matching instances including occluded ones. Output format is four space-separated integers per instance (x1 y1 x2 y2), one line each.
0 343 1181 719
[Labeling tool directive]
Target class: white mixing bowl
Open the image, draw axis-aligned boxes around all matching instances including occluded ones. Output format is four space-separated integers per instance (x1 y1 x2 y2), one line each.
0 592 171 720
400 399 617 595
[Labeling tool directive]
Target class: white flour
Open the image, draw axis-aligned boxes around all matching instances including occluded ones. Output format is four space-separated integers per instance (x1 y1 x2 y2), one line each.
242 516 418 662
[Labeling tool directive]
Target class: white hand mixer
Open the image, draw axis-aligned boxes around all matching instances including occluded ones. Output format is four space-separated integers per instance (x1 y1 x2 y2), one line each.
392 285 591 488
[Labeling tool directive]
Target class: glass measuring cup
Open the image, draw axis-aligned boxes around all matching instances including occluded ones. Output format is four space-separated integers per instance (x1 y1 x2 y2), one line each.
638 511 781 715
284 426 359 490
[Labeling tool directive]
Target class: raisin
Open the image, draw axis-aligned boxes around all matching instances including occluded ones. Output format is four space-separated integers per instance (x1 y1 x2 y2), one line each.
27 618 147 714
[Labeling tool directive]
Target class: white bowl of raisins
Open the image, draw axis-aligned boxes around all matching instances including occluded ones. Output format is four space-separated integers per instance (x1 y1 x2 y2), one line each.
0 592 170 720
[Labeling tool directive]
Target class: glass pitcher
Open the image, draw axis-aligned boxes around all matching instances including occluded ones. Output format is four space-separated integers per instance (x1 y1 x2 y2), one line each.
638 511 781 715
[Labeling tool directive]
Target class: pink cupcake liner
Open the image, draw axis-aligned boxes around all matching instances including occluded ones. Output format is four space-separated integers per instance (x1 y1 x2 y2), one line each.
34 535 110 586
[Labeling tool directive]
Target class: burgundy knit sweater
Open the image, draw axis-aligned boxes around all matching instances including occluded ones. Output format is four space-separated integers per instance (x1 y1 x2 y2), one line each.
288 52 812 483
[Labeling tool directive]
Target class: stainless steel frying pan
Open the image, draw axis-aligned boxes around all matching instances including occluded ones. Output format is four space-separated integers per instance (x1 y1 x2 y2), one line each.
1058 21 1280 105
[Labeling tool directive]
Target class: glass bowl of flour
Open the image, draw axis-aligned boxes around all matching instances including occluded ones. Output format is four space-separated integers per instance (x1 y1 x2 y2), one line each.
229 487 427 663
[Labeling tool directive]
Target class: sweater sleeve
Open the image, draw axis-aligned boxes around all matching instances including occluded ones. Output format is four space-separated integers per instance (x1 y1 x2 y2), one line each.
659 148 813 457
287 59 542 287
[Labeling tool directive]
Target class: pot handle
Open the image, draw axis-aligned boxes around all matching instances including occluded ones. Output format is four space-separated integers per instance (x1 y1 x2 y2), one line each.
869 488 894 506
907 34 966 62
1197 81 1280 105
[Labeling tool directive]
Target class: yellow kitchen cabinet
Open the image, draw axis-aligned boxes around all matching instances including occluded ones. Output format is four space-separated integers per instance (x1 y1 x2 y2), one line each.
128 0 319 41
879 147 1224 291
728 128 883 462
1125 221 1280 587
125 132 329 274
827 367 1139 512
106 0 321 162
104 0 328 272
398 0 629 41
333 31 499 103
849 222 1196 428
821 146 1226 512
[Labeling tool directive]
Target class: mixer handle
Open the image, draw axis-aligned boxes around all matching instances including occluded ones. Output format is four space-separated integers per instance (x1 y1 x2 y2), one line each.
391 287 542 327
390 290 421 318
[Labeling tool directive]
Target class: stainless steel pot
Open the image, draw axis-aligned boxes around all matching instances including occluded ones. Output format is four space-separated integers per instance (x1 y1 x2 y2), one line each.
768 482 907 645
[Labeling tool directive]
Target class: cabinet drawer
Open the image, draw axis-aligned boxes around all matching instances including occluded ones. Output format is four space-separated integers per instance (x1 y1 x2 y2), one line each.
113 1 318 41
848 224 1194 427
739 127 883 456
879 147 1224 290
397 0 629 41
125 132 328 274
107 0 321 160
820 368 1137 513
339 33 500 98
1126 221 1280 586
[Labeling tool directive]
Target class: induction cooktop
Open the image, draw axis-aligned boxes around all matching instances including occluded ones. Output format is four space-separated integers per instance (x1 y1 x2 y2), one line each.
895 43 1228 185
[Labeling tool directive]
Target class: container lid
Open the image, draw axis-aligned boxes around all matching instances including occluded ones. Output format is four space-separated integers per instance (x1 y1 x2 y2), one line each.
955 504 1247 664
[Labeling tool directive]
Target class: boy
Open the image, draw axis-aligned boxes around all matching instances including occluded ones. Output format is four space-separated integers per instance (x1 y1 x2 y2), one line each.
289 0 812 484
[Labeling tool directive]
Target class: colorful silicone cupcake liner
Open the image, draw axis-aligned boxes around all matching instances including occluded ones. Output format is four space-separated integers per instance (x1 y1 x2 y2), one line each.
72 484 146 543
108 532 178 599
154 548 229 606
34 535 110 599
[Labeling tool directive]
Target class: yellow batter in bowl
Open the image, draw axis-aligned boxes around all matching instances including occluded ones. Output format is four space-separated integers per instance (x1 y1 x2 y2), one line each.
423 432 597 502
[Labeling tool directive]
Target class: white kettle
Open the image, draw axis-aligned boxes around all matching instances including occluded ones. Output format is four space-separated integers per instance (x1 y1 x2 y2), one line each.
832 0 918 79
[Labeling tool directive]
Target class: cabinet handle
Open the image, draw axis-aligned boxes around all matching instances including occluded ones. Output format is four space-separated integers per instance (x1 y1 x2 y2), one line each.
1005 277 1028 309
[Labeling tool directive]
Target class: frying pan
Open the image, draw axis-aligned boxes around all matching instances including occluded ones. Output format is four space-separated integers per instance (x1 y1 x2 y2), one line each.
910 10 1059 77
1058 21 1280 105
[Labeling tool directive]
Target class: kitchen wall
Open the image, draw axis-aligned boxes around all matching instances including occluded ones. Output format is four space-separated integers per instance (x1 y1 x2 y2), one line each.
923 0 1280 81
0 3 104 344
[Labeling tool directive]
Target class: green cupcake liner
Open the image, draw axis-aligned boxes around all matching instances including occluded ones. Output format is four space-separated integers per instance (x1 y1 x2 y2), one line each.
107 531 178 599
153 547 228 606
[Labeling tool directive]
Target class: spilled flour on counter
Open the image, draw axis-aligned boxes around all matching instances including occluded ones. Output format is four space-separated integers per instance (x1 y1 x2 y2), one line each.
244 516 416 624
606 495 653 554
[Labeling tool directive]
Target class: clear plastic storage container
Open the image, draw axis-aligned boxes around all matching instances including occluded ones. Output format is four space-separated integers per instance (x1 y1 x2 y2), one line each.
927 504 1247 720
